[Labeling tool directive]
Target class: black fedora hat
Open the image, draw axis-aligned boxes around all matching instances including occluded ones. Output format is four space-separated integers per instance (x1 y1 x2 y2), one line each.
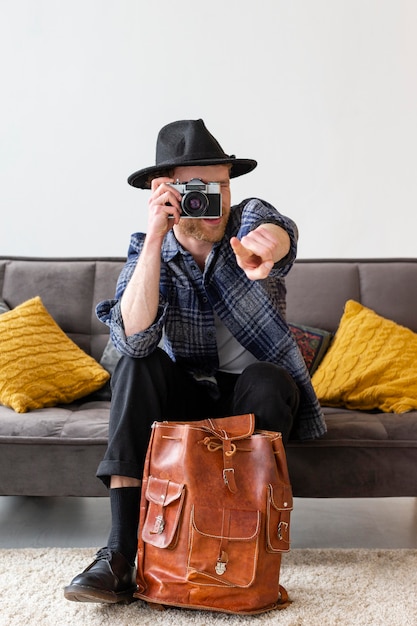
127 119 257 189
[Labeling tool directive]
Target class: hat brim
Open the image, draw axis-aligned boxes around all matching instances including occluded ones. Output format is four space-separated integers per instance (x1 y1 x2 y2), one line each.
127 158 257 189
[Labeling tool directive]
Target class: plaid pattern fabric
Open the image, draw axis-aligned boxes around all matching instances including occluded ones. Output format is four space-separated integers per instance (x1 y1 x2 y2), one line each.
96 198 326 440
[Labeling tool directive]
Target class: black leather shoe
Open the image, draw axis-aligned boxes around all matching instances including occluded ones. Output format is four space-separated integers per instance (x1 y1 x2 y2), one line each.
64 548 137 604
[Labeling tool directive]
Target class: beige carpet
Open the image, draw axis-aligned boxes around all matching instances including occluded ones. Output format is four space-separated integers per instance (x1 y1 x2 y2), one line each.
0 547 415 626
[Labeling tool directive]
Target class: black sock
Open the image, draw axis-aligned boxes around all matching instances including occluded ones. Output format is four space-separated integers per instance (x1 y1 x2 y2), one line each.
107 486 141 566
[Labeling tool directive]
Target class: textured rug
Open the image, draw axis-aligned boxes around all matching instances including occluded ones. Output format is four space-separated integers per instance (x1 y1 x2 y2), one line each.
0 547 415 626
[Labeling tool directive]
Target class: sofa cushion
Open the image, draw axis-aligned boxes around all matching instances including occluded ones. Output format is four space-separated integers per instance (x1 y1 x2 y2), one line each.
288 322 332 374
312 299 417 413
0 297 10 315
0 296 110 413
100 337 121 375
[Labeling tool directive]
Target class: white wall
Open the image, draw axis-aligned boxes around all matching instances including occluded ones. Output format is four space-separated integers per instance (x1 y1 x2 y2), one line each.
1 0 416 259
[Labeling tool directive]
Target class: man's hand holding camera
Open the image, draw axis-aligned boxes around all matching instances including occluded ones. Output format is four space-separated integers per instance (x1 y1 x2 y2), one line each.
147 177 182 241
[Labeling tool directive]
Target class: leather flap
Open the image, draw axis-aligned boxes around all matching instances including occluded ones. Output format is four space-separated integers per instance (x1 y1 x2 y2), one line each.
267 482 293 511
202 414 255 441
192 506 260 541
146 476 184 506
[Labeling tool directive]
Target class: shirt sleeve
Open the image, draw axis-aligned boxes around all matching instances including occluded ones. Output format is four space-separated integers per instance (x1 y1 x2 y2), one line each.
235 198 299 276
95 232 168 357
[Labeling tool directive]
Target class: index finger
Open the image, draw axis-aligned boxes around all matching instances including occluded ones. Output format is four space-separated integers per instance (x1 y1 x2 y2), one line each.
230 236 252 259
150 176 175 192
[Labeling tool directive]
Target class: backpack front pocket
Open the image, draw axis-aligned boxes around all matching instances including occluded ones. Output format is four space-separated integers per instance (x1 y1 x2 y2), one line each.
142 476 185 549
187 505 261 587
266 483 292 552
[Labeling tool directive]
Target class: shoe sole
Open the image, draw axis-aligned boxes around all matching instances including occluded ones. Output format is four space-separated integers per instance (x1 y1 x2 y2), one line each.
64 584 137 604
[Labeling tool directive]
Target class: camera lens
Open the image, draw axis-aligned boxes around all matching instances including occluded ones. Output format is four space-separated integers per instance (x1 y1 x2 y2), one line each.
182 191 208 217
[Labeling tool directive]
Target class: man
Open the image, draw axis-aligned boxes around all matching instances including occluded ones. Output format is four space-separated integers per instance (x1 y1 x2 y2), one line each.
64 119 326 604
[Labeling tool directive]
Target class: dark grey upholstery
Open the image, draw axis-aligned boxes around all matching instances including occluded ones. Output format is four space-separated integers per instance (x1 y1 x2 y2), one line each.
0 257 416 498
285 259 417 497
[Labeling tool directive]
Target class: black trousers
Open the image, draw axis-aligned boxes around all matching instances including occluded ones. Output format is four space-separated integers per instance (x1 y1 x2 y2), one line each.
97 348 300 487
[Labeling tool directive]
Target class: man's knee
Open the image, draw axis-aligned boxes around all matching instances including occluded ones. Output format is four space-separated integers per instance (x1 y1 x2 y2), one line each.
238 362 297 398
233 362 299 440
111 349 173 391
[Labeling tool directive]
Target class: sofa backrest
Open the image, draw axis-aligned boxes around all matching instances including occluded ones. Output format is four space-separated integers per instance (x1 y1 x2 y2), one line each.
0 257 125 361
1 257 417 361
286 259 417 333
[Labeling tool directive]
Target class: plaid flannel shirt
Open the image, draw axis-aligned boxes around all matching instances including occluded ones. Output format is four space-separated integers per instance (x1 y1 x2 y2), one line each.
96 197 326 441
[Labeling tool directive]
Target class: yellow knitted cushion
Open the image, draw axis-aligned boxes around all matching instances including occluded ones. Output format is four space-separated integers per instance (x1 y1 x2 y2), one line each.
0 296 110 413
311 300 417 413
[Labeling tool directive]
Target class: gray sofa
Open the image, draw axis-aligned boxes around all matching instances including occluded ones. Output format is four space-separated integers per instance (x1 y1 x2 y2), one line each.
0 256 416 499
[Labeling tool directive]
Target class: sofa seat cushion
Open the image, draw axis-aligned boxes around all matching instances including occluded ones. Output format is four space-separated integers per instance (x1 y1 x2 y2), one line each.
0 400 110 442
1 401 416 449
319 407 417 444
287 407 417 498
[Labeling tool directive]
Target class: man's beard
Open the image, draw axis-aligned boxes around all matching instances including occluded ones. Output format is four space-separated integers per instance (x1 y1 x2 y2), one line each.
175 217 228 243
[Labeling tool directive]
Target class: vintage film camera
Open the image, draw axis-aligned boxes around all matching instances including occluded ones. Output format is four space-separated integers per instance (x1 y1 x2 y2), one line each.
168 178 222 218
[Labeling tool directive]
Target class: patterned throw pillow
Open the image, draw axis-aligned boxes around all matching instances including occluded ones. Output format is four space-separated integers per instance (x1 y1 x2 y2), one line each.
289 323 333 375
312 299 417 413
0 296 110 413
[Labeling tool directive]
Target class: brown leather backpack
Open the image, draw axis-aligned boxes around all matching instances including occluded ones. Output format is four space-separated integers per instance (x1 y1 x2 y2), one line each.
135 414 293 614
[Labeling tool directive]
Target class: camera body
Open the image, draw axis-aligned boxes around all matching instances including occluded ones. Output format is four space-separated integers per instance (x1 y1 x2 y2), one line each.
168 178 222 218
